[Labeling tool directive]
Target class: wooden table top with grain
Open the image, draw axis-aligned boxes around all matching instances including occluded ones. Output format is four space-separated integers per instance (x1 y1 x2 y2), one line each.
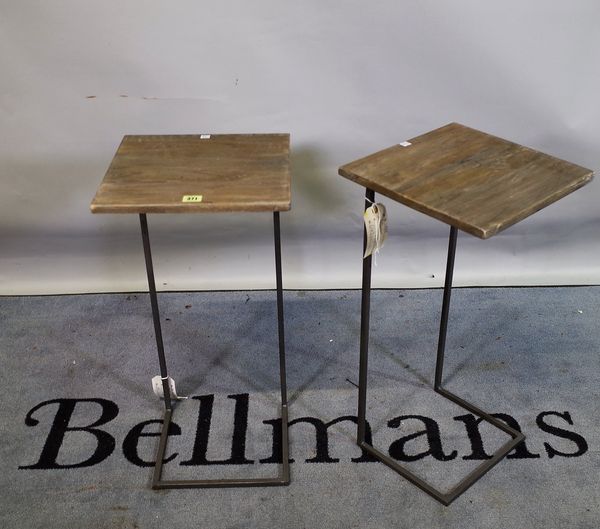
339 123 593 239
91 133 291 214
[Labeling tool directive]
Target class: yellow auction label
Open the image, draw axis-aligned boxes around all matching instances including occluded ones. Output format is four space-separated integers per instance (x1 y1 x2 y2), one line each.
182 195 203 203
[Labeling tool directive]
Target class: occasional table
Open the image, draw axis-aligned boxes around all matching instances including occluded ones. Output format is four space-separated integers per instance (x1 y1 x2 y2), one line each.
91 133 291 489
339 122 593 505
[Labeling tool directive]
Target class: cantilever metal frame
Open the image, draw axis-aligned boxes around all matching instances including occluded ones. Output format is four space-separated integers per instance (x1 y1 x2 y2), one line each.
139 212 289 489
357 188 525 506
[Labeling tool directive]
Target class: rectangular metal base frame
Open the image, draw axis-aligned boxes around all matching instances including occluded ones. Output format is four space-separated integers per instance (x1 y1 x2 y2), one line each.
358 389 525 506
152 405 290 489
357 188 526 506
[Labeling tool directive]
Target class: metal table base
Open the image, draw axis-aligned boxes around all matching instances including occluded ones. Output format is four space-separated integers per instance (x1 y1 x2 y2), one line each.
357 188 525 505
139 212 290 489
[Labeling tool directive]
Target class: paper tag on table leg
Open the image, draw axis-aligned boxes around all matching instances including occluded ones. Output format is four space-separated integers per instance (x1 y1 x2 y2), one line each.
363 203 388 259
151 375 187 400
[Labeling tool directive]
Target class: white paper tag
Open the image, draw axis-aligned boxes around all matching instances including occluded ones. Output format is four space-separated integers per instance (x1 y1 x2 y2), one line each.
200 134 211 139
399 141 412 147
364 203 388 259
152 375 187 400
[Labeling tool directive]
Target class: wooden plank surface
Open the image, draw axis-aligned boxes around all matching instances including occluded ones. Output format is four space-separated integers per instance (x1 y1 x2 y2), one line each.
91 134 291 213
339 123 593 238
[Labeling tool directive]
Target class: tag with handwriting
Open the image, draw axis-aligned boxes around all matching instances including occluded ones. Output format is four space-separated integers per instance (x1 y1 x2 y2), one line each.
182 195 203 203
364 203 388 259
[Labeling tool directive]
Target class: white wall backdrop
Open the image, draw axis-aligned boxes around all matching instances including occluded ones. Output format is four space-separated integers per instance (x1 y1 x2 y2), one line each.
1 1 599 294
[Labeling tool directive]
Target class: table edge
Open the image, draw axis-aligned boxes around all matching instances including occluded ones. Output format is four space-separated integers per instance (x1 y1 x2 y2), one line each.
90 200 292 214
338 166 594 239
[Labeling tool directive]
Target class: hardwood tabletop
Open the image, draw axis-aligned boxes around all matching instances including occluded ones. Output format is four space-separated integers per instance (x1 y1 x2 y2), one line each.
91 134 291 213
339 123 593 239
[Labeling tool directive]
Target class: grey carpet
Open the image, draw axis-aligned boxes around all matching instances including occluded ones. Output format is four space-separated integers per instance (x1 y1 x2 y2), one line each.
1 287 599 528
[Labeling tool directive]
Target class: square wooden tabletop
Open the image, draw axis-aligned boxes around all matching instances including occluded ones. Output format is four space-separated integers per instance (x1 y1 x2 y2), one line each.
91 134 291 213
339 123 593 239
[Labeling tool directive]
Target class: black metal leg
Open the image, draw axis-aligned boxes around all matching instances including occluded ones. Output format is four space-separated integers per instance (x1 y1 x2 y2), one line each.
140 213 290 489
434 226 458 389
358 188 375 443
356 222 526 505
140 214 172 411
273 211 290 484
274 212 288 408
